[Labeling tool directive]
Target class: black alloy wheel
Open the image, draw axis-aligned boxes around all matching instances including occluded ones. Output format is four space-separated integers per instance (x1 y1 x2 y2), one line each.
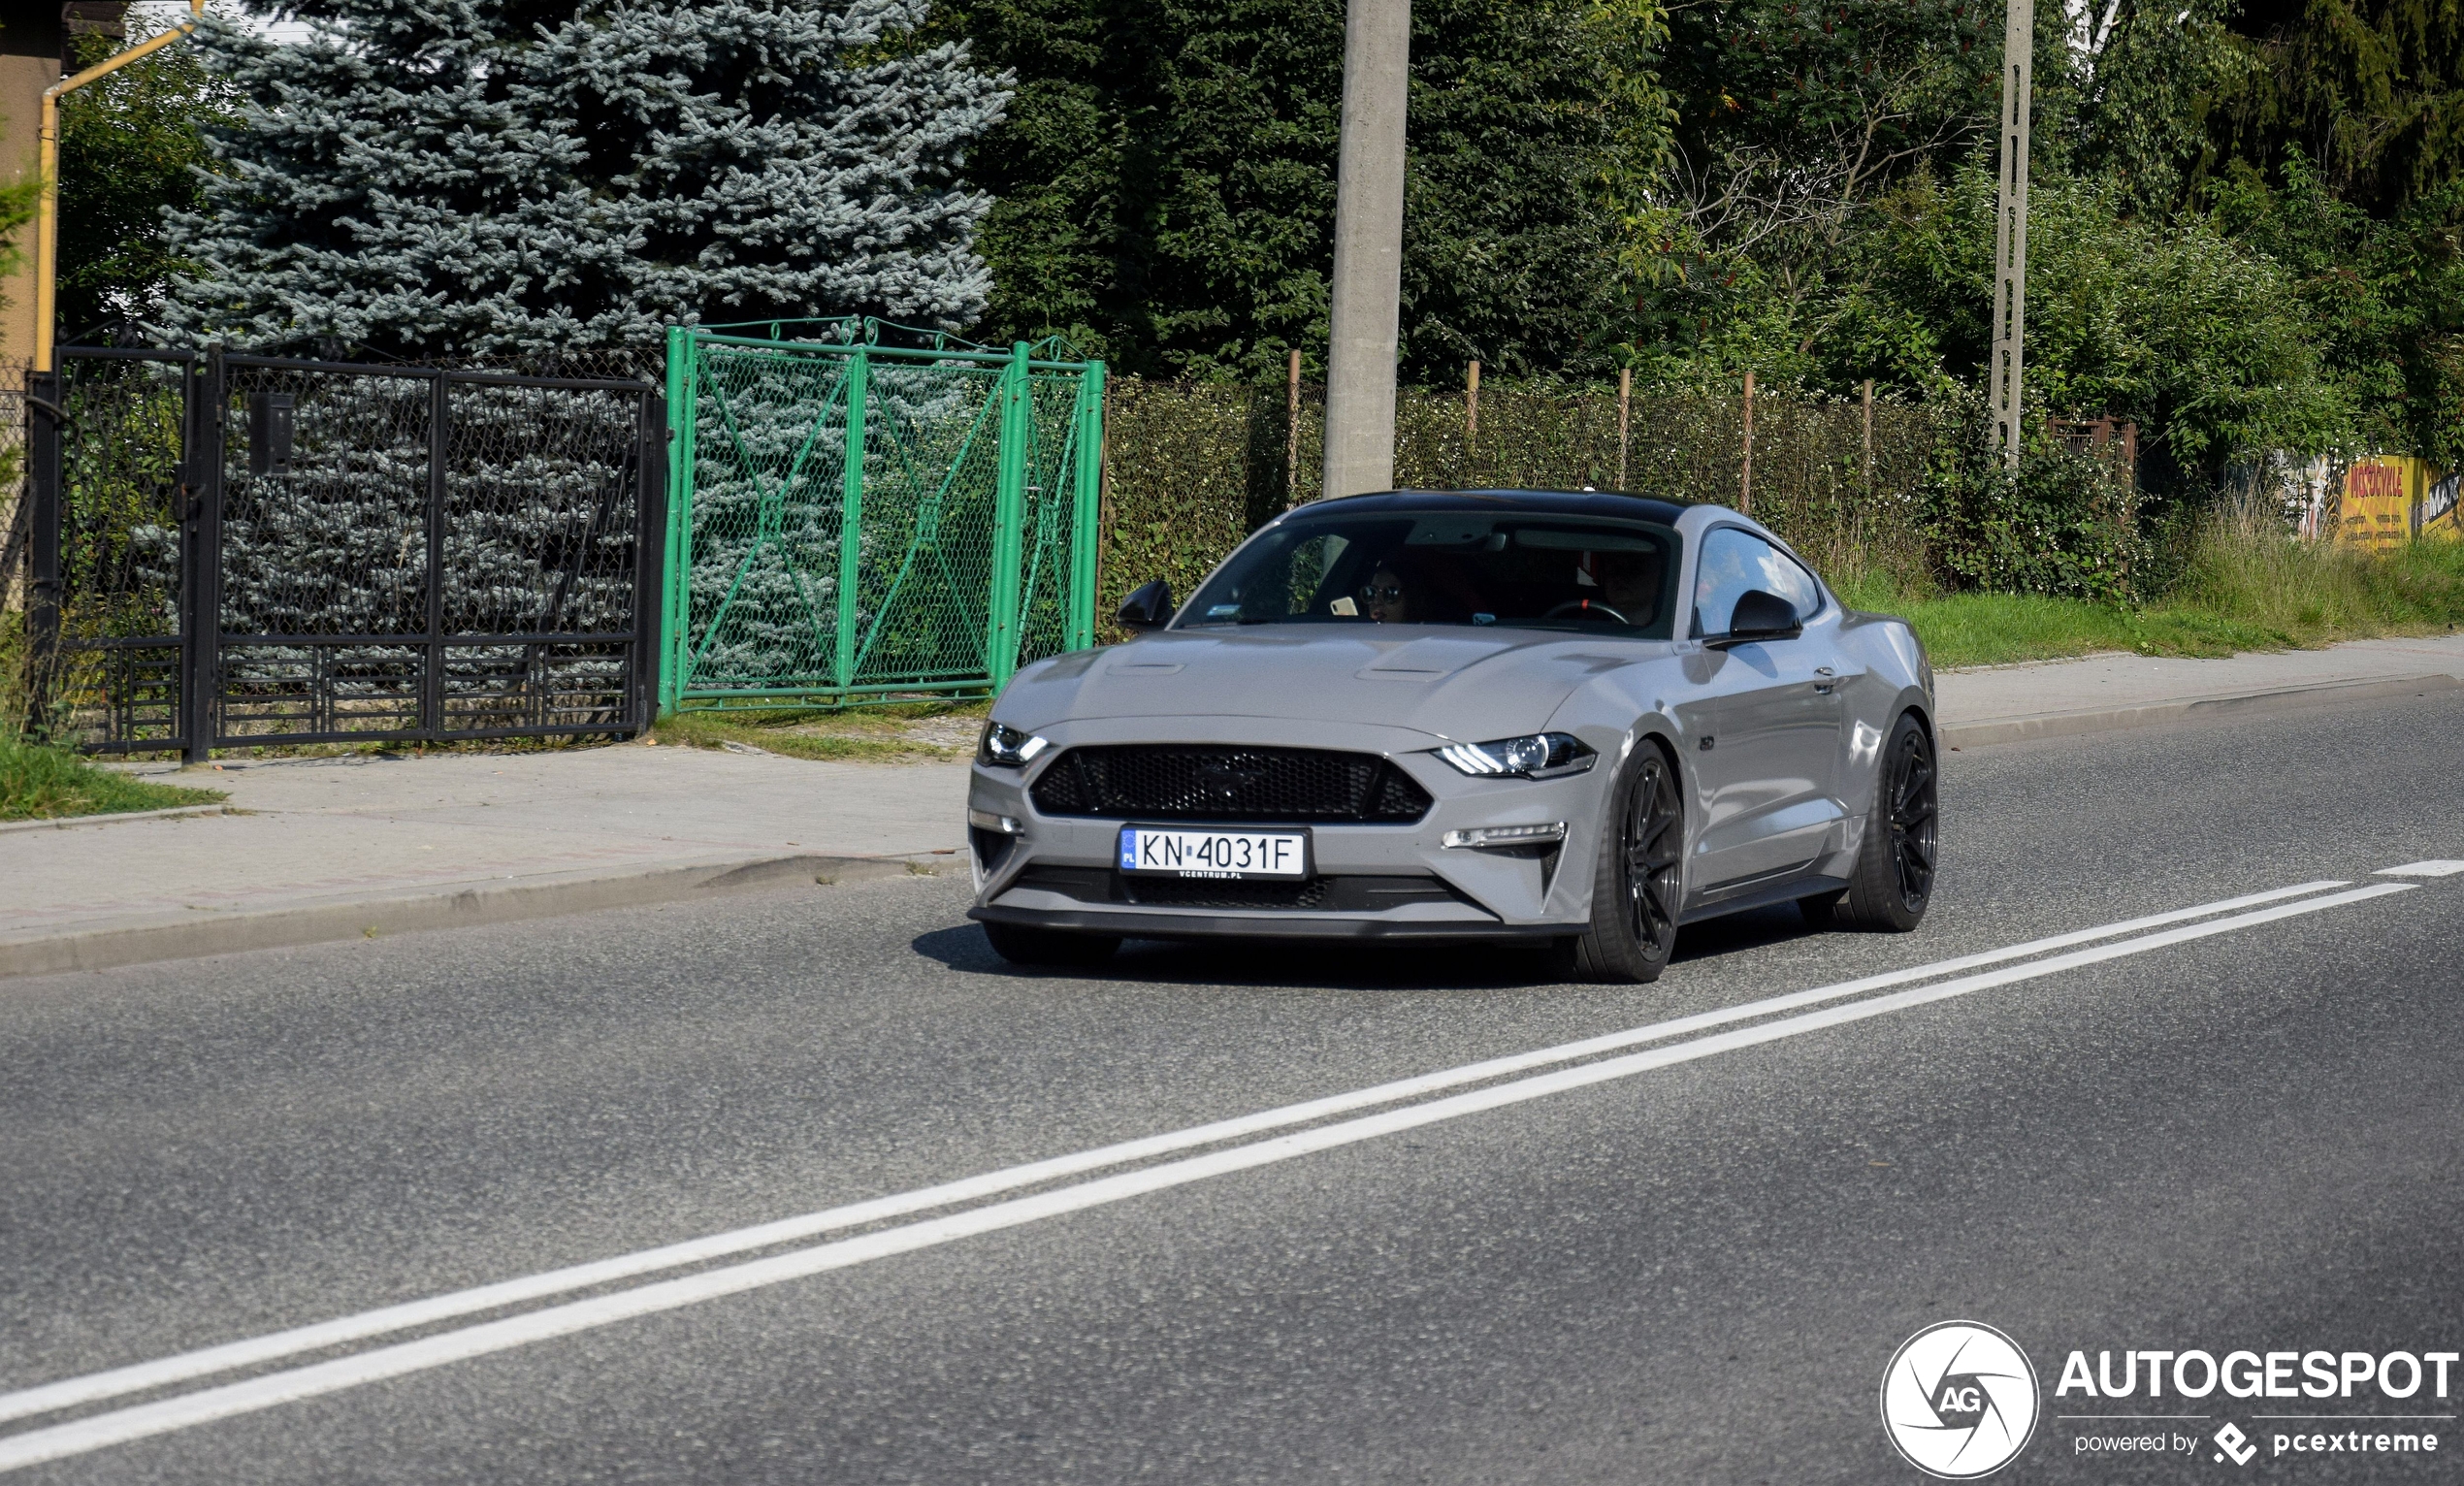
1883 720 1938 909
1623 751 1686 953
1559 743 1684 983
1805 710 1937 932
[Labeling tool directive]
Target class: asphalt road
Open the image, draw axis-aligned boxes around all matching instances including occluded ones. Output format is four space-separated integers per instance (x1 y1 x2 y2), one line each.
5 692 2463 1484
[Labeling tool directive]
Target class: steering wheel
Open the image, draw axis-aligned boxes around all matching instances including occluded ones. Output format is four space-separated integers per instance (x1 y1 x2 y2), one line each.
1541 598 1632 625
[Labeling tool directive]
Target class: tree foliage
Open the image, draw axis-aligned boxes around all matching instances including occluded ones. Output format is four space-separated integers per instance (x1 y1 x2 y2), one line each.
1616 0 2450 473
163 0 1008 357
2064 0 2250 212
2211 158 2464 466
57 16 241 339
1631 0 2021 383
113 0 2464 479
929 0 1670 381
2210 0 2464 214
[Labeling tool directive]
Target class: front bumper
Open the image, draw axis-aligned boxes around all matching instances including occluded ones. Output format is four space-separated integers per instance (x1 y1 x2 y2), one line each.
967 901 1570 942
966 718 1615 940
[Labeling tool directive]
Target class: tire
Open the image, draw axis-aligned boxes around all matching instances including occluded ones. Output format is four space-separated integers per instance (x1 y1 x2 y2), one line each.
1555 741 1685 983
983 920 1122 967
1810 710 1938 931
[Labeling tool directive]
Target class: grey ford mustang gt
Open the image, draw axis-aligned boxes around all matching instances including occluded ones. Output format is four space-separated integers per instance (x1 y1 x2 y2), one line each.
965 488 1937 981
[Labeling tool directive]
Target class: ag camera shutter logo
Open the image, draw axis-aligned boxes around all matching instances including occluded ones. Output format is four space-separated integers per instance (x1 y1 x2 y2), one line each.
1881 1320 2041 1477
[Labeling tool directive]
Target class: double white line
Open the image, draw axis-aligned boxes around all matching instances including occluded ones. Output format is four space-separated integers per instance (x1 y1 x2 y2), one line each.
0 875 2419 1471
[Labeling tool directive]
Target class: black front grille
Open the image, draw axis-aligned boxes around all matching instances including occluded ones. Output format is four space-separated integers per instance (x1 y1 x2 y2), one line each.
1029 745 1432 824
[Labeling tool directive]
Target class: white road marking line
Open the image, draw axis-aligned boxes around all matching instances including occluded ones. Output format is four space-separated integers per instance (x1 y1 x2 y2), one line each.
0 879 2351 1432
0 879 2347 1430
0 880 2415 1474
2376 860 2464 877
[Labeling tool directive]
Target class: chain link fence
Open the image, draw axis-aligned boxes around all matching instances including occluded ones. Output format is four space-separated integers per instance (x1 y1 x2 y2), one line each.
661 323 1101 711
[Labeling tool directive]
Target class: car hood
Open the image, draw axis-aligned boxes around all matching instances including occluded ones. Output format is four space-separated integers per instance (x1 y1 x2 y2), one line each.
998 626 1671 741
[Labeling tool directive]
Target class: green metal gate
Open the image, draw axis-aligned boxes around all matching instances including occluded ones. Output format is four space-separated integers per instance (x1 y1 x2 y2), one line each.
658 320 1103 712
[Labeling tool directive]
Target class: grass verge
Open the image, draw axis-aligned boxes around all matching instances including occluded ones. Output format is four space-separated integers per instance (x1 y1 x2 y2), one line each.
650 697 990 761
0 738 227 823
1834 524 2464 669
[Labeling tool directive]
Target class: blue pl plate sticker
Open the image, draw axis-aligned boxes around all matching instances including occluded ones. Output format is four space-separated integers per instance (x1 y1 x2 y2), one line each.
1119 829 1139 871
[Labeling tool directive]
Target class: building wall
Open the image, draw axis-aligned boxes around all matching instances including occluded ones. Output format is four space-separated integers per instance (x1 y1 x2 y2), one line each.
2 7 132 372
0 41 59 373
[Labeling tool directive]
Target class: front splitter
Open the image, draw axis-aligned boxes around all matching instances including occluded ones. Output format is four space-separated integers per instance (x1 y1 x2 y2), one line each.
967 903 1572 942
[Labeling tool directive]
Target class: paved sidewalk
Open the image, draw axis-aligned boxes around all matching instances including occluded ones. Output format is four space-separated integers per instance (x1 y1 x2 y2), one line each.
1934 633 2464 745
5 632 2460 978
2 745 971 977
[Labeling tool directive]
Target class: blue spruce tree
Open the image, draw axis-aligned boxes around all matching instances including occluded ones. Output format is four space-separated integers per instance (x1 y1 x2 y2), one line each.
163 0 1009 357
155 0 1007 706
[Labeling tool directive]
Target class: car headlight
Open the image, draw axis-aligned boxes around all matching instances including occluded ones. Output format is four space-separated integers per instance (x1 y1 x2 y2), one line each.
1435 732 1596 779
978 721 1051 767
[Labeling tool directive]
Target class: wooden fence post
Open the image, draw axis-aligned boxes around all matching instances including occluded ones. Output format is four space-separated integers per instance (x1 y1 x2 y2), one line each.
1285 348 1301 507
1616 366 1632 491
1466 359 1479 440
1740 370 1755 515
1097 375 1115 599
1861 378 1873 498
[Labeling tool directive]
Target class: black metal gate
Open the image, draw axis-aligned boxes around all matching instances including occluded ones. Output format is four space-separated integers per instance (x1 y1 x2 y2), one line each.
25 347 666 761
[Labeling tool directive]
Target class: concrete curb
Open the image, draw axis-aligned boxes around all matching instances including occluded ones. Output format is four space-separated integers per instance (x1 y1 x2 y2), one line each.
0 850 954 982
0 805 239 835
1939 672 2464 749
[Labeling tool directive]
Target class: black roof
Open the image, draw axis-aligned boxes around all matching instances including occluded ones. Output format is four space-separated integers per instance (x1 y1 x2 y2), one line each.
1297 488 1695 525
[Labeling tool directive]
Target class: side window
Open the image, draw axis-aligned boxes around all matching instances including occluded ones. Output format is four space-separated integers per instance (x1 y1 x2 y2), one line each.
1761 543 1825 619
1691 528 1825 636
1290 533 1350 614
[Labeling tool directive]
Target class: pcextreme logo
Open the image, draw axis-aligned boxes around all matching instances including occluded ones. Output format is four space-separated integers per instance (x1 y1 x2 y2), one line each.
1881 1321 2042 1478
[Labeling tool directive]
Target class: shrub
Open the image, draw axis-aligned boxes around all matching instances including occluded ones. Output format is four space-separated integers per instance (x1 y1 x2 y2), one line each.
1930 447 2144 602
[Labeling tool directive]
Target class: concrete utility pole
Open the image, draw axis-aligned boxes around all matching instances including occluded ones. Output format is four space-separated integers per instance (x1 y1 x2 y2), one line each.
1987 0 2035 468
1320 0 1411 499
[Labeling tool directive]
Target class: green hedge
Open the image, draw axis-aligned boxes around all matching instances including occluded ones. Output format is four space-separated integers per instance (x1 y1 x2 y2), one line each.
1096 377 1972 626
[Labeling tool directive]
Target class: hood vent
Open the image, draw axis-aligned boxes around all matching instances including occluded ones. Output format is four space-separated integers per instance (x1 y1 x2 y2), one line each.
1029 745 1433 824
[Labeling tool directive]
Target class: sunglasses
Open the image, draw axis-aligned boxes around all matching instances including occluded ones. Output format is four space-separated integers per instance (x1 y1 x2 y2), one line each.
1357 583 1406 603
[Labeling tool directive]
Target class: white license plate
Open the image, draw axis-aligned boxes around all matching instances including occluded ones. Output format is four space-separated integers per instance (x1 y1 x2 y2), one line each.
1118 826 1309 880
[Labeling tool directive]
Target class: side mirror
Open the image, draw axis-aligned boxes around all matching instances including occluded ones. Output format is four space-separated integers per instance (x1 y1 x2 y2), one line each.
1709 588 1801 649
1116 579 1175 631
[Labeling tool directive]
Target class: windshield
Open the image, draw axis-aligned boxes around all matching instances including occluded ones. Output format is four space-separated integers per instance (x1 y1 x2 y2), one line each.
1179 510 1680 637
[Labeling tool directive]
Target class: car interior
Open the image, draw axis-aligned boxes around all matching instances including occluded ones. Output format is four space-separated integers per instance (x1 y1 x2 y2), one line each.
1184 514 1681 637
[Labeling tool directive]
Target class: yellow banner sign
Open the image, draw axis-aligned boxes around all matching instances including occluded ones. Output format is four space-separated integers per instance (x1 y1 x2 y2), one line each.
2335 457 2458 548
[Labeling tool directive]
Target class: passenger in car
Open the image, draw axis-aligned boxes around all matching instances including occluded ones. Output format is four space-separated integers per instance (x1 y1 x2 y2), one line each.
1595 548 1664 622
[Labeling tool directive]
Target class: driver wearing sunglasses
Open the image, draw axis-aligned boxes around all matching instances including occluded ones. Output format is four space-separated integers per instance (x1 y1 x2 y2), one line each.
1360 564 1410 623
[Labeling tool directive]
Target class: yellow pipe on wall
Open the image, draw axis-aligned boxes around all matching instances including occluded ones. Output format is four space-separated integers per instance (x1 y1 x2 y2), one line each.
33 0 208 372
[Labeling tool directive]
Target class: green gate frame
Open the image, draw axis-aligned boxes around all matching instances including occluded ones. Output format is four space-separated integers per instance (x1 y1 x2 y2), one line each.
658 319 1104 713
